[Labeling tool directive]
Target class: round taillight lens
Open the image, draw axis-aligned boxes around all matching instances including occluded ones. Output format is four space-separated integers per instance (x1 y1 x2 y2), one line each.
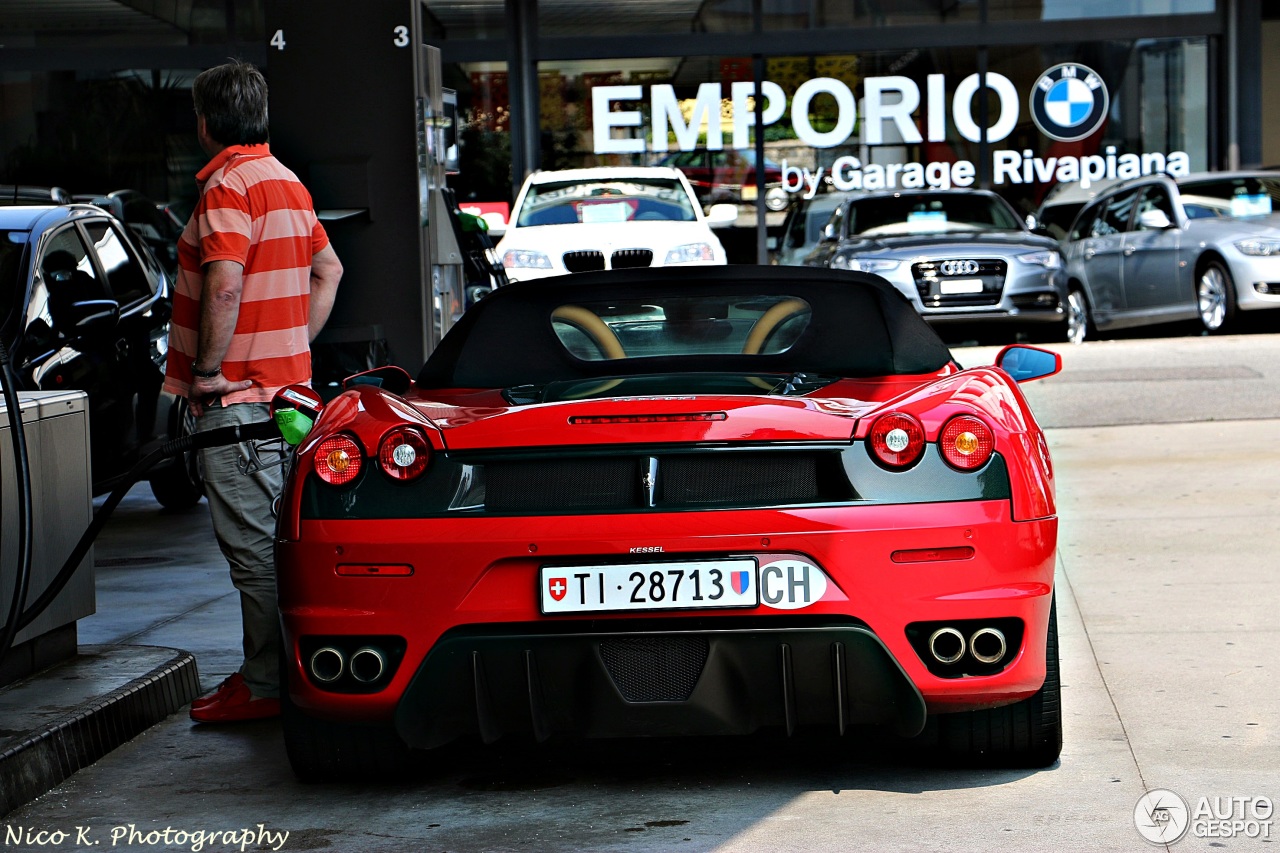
940 415 995 470
868 412 926 469
378 427 431 481
315 434 363 485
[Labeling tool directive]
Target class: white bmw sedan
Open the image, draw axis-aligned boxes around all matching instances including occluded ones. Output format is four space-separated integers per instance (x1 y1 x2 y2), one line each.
495 166 736 282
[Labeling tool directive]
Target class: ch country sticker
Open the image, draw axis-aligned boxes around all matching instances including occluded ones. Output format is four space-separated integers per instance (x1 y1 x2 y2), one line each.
759 559 834 610
547 577 568 601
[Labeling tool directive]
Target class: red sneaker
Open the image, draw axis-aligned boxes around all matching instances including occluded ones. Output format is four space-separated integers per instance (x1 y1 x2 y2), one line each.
191 673 245 711
189 680 280 723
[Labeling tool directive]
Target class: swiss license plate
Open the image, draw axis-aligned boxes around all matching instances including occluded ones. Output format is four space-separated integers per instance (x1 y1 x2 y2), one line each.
540 559 759 614
940 278 985 294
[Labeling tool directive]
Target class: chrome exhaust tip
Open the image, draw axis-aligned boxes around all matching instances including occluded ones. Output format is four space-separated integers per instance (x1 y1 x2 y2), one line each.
928 627 966 665
349 646 387 683
310 646 345 683
969 627 1008 665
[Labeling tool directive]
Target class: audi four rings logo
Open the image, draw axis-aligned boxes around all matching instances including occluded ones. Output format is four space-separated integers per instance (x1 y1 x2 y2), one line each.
1031 63 1110 143
940 260 980 276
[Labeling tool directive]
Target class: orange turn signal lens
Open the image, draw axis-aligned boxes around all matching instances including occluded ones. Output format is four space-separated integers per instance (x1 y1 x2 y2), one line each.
315 434 363 485
940 415 994 471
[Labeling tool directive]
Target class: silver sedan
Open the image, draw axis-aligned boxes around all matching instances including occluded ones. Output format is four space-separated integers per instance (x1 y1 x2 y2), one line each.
1061 171 1280 343
802 189 1067 335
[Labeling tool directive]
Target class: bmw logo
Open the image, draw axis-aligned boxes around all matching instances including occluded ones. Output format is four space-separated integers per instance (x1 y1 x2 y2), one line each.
1030 63 1109 143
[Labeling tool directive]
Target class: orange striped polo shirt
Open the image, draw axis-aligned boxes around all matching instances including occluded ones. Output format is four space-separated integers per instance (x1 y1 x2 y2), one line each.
163 143 329 404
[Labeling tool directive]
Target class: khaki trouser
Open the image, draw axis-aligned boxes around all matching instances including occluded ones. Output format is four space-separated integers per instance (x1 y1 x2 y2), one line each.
198 402 284 699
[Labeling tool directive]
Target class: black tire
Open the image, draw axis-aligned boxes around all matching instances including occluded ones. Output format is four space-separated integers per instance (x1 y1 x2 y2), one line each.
1195 258 1236 333
148 397 204 509
1065 285 1092 345
279 650 417 783
922 597 1062 768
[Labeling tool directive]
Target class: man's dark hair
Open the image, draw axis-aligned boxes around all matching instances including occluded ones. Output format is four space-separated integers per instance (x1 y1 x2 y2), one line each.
193 60 269 146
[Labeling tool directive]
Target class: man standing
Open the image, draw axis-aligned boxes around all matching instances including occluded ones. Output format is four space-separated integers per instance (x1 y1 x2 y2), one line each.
163 60 342 723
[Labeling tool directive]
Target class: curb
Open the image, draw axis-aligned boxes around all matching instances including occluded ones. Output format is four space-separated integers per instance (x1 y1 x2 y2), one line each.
0 646 200 816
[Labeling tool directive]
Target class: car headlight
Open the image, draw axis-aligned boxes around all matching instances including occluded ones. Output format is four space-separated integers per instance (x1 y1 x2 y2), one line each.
664 243 716 264
1234 238 1280 256
502 249 553 269
833 256 901 273
1018 250 1062 269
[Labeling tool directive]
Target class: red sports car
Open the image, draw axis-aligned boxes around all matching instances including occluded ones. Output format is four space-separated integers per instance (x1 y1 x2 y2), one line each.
274 266 1062 781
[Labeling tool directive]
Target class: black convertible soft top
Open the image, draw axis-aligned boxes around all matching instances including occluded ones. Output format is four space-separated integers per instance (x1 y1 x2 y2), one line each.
416 266 954 389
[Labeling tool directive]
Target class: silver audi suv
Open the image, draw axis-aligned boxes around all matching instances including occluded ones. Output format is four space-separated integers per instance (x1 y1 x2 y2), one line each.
802 189 1066 336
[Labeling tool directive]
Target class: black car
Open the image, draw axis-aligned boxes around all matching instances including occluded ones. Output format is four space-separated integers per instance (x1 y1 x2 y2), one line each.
73 189 182 277
1 203 202 507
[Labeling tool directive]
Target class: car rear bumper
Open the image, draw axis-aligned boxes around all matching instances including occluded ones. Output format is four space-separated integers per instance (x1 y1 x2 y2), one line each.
279 500 1055 743
391 621 927 749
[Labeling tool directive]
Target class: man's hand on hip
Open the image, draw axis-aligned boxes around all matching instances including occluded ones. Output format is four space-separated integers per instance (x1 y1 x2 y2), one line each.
189 373 253 417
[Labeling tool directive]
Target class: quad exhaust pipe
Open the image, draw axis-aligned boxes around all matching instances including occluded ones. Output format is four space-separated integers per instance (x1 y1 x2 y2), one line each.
926 625 1008 666
310 646 345 683
969 627 1007 665
349 646 387 683
927 627 966 665
308 644 388 684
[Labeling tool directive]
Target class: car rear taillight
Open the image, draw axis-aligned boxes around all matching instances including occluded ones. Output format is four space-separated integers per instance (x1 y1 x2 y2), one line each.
940 415 995 470
315 434 363 485
868 412 926 469
377 427 431 481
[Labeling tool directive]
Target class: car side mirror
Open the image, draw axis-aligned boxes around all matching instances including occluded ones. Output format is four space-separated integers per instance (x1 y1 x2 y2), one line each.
1137 209 1175 230
60 299 120 337
995 344 1062 383
821 222 838 242
705 203 739 227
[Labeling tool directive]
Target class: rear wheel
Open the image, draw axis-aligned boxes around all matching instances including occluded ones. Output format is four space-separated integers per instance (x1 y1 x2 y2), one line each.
921 597 1062 768
148 397 204 509
1065 286 1091 344
280 651 418 783
1196 259 1236 333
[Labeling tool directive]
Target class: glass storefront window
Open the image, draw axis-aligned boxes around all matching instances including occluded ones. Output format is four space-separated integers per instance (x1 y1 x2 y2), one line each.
762 0 982 30
537 0 750 36
991 0 1213 20
531 40 1210 230
446 62 514 215
0 70 204 208
423 0 506 40
0 0 241 47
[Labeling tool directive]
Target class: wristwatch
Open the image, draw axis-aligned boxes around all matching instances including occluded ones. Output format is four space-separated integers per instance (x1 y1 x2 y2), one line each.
191 362 222 379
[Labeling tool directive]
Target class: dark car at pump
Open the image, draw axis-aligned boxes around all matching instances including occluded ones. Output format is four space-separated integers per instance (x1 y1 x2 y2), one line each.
803 189 1068 336
274 266 1063 781
0 203 202 506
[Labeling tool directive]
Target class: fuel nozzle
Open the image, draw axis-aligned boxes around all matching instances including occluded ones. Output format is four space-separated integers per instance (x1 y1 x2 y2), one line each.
271 384 325 446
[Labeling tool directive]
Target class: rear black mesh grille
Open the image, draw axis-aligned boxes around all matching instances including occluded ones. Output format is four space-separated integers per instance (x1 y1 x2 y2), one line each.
660 452 819 506
477 451 843 514
484 457 641 513
599 636 709 702
611 248 654 269
563 250 605 273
